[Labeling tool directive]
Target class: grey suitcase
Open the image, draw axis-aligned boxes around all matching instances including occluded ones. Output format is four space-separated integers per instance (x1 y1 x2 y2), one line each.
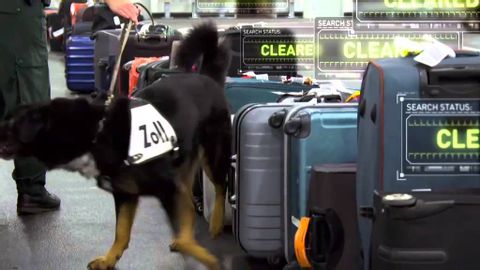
231 103 297 260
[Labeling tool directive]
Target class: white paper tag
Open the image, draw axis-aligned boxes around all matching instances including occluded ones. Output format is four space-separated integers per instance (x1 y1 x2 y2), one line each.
291 216 300 228
52 28 64 38
414 40 456 67
128 104 177 164
113 16 121 26
242 71 256 77
255 74 269 80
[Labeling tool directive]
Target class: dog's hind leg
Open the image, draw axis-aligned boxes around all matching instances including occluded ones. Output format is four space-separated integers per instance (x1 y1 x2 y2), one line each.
201 117 232 239
202 157 226 239
88 193 139 270
170 161 221 270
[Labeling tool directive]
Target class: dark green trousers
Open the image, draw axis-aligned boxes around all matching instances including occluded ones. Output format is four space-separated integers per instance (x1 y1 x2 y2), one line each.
0 0 51 194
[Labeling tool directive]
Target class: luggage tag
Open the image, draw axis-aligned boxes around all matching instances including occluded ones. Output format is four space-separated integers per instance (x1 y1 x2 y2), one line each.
414 39 456 67
127 98 178 165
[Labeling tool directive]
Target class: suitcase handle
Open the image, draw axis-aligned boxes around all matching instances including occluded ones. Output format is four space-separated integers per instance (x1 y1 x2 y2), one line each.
284 114 313 138
227 155 237 206
307 208 344 269
269 109 288 129
453 49 480 57
421 65 480 98
381 194 455 220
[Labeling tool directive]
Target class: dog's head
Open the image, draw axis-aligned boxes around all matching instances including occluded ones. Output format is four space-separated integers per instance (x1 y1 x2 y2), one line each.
0 98 105 168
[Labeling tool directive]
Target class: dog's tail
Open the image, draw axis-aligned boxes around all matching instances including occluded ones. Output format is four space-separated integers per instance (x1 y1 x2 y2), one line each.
176 21 231 87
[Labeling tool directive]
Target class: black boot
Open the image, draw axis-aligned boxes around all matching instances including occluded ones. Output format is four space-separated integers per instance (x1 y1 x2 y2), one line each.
13 157 61 215
17 188 61 215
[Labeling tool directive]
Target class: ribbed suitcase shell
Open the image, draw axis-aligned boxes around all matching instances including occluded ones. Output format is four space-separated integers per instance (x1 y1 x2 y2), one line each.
233 103 294 258
65 35 95 92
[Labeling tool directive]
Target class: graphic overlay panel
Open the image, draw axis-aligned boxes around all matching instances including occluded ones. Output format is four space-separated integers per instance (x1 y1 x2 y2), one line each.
401 99 480 177
355 0 480 23
196 0 289 14
240 27 314 73
314 17 460 76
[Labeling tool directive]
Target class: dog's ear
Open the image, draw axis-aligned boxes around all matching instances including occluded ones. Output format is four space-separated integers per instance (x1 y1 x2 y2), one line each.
17 109 47 144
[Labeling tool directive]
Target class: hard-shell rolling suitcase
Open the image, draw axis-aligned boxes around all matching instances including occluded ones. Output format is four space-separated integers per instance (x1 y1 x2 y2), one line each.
371 190 480 270
282 104 358 265
231 103 294 259
65 35 95 92
231 103 302 260
202 82 318 228
356 52 480 270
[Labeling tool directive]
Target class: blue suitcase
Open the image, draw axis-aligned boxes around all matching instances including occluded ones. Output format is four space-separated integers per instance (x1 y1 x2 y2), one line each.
65 35 95 93
230 102 358 264
356 53 480 269
225 78 317 113
282 104 358 264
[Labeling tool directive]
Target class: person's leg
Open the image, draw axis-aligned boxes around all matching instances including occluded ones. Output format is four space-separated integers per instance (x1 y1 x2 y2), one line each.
13 45 60 215
0 1 60 214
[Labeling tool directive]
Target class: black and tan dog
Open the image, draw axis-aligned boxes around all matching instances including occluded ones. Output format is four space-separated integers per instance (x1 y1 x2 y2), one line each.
0 22 231 270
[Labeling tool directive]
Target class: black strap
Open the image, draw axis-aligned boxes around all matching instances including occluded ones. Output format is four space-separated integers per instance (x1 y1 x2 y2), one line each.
308 208 345 270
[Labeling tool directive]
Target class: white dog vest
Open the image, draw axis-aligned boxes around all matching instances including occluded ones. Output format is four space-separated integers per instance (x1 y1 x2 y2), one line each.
127 98 178 165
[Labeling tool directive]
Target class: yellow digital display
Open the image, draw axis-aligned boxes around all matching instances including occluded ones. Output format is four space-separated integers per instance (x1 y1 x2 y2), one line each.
241 27 314 73
356 0 480 22
436 128 480 149
196 0 289 13
384 0 480 9
405 112 480 167
343 41 408 59
316 31 459 73
260 44 315 57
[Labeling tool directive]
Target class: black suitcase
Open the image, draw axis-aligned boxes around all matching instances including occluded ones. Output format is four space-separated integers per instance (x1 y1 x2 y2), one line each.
221 27 241 77
46 12 64 52
134 58 181 91
299 164 363 270
371 190 480 270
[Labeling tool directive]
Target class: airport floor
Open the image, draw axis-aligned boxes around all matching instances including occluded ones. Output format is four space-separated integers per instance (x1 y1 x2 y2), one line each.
0 18 296 270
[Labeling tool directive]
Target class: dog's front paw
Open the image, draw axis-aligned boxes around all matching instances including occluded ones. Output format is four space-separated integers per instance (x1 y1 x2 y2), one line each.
87 256 116 270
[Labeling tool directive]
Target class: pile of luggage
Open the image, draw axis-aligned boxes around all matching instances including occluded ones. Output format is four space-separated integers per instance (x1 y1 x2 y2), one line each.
50 3 480 268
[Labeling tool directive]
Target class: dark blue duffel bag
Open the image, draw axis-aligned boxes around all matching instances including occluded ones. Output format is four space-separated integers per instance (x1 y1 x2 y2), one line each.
356 52 480 270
